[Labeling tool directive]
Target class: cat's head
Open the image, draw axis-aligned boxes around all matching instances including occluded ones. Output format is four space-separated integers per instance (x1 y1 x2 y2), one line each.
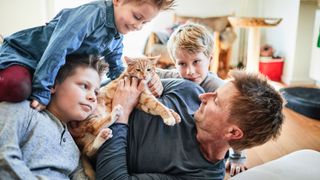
124 56 160 82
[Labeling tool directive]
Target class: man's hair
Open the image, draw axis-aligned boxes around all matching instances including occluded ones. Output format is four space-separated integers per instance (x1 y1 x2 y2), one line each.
55 55 109 84
167 22 214 62
127 0 176 10
228 69 284 151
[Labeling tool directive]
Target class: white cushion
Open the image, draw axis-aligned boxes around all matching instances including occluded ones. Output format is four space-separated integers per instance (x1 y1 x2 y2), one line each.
231 149 320 180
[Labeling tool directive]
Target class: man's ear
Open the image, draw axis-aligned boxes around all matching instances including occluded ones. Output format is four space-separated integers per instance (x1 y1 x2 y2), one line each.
225 125 243 140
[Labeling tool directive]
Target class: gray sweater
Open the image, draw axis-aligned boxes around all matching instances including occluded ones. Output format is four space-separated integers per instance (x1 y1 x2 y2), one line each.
0 101 85 179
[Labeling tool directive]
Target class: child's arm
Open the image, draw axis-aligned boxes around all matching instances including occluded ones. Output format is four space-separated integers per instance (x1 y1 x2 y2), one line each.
31 5 109 106
156 67 181 79
226 148 247 176
104 43 125 80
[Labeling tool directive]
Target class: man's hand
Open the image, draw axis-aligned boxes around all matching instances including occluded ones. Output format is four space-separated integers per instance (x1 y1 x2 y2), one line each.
112 77 144 124
148 72 163 97
30 99 46 111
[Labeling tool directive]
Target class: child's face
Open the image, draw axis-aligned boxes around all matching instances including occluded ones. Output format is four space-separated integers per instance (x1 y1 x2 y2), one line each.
174 48 211 84
113 0 159 34
48 67 100 123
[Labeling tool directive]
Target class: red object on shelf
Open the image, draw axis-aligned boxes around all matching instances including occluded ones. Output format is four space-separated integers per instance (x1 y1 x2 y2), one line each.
259 57 284 81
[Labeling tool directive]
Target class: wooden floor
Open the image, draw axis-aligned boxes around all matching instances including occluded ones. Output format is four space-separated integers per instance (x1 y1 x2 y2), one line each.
245 107 320 168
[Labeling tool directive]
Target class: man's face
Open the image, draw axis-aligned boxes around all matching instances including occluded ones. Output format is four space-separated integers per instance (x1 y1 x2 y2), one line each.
113 0 159 34
48 67 100 123
194 82 237 143
174 49 211 84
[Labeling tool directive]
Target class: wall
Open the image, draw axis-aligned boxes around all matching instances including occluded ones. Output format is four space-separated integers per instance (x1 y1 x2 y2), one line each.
0 0 49 36
293 2 318 84
310 10 320 84
260 0 301 84
142 0 260 66
261 0 318 85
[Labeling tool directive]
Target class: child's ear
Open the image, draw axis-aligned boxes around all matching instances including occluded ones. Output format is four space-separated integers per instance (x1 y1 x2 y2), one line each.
209 55 213 64
50 84 58 94
124 56 134 65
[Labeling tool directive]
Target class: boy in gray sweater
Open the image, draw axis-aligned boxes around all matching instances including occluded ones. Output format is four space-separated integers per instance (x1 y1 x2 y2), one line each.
0 55 108 179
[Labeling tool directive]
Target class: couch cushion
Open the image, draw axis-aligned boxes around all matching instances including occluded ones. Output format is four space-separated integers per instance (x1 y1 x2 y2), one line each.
231 149 320 180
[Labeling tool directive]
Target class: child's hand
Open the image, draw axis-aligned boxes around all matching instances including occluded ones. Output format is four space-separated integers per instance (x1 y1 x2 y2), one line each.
112 77 144 124
30 99 46 111
148 72 163 97
226 159 247 176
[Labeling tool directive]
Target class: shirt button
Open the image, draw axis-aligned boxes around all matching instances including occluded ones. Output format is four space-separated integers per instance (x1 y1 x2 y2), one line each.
63 138 66 142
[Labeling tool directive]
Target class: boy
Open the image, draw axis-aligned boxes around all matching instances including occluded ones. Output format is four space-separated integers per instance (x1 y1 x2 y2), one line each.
157 22 224 92
157 23 246 176
0 55 108 179
0 0 175 110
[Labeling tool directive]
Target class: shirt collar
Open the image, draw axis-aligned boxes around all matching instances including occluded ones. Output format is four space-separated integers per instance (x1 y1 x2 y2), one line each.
104 0 120 38
44 109 67 130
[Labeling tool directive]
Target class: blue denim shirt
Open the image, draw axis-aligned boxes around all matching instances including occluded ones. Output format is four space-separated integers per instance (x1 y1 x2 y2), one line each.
0 0 125 105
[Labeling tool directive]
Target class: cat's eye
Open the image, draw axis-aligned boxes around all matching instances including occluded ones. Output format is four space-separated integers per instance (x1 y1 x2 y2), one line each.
147 68 151 71
136 69 141 72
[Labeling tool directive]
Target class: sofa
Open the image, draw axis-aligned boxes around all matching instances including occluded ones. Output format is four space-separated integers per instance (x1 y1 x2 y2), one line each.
231 149 320 180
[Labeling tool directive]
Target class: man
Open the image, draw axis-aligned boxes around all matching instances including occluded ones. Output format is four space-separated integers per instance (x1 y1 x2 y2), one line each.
95 69 284 180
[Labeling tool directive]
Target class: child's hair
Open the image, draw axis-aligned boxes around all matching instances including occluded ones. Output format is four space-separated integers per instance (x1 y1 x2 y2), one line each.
228 69 284 151
167 22 214 62
127 0 176 10
55 55 109 84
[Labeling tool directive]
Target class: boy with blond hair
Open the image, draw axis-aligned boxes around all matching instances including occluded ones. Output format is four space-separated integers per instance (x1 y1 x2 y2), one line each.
157 22 247 176
0 0 174 110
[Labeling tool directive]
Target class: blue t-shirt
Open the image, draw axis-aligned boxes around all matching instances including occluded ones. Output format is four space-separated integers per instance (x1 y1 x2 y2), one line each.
0 0 124 105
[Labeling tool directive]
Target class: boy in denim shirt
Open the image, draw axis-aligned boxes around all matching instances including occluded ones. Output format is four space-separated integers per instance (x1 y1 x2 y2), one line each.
0 0 175 110
0 55 109 179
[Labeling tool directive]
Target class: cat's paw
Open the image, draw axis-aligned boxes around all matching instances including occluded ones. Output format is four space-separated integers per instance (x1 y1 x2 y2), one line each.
169 109 181 124
99 128 113 140
88 128 113 156
111 104 123 122
163 117 176 126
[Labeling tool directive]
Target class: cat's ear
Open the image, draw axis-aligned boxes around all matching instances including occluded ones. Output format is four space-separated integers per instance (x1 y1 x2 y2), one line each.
124 56 135 65
149 55 161 64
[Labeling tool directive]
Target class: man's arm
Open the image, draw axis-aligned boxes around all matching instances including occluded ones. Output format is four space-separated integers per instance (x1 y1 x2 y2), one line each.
96 123 180 180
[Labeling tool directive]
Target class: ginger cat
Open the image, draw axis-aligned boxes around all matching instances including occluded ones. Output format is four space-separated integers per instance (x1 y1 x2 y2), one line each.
71 56 181 179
